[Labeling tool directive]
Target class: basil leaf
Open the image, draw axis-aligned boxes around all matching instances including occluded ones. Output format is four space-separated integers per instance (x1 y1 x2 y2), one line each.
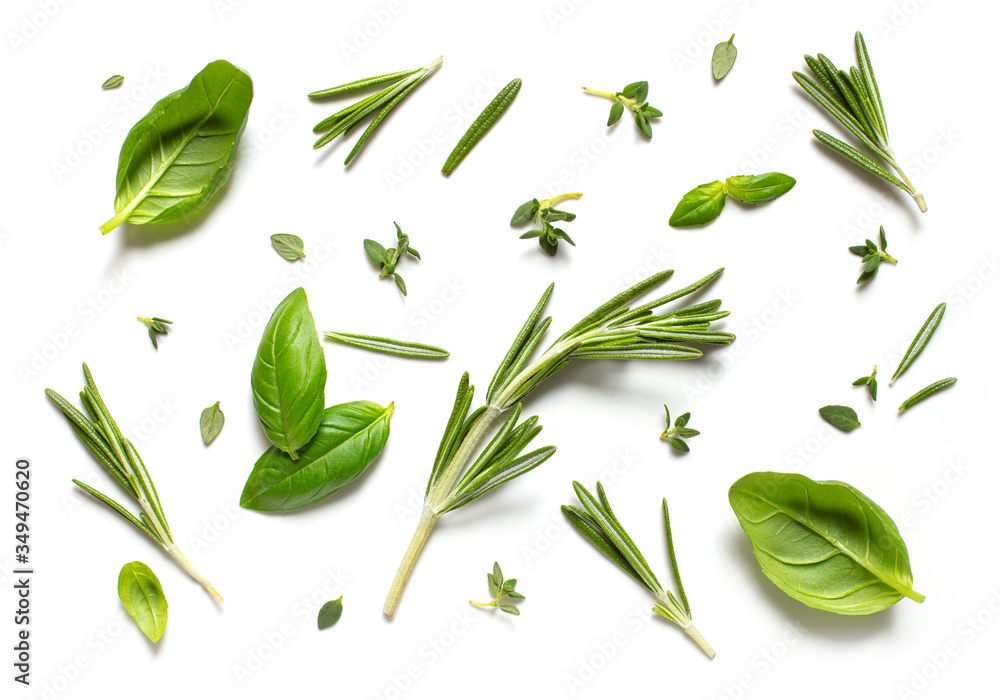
251 288 327 460
102 74 124 90
318 597 344 630
199 401 225 445
241 400 393 511
818 405 861 432
729 472 924 614
99 60 253 234
118 562 168 642
712 35 737 80
668 181 727 227
270 233 306 261
724 173 796 204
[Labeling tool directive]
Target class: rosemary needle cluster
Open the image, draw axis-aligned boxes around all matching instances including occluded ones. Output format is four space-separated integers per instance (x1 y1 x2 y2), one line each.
46 364 222 602
793 32 927 212
383 268 734 617
563 481 715 657
310 57 443 164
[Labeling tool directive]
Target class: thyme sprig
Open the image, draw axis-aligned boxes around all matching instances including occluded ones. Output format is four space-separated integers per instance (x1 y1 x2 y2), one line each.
582 81 661 138
470 562 524 615
510 192 582 256
46 364 222 602
383 268 733 617
563 481 715 658
138 316 172 349
660 405 700 452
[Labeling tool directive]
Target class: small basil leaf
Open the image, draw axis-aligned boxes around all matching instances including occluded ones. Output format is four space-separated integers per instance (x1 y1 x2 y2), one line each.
251 288 327 459
199 401 225 445
818 405 862 432
241 401 394 511
724 173 797 204
270 233 306 261
118 562 168 643
318 597 344 630
668 181 727 227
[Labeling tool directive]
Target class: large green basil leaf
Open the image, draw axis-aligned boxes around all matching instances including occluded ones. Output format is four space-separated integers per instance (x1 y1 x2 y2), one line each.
251 287 327 460
118 561 168 643
724 172 796 204
240 401 394 512
99 60 253 234
729 472 924 615
668 181 727 227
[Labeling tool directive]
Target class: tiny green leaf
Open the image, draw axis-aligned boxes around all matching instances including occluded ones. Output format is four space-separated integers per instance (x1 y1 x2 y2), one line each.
118 562 168 643
102 74 124 90
669 437 689 452
880 226 888 251
510 199 539 226
498 602 520 615
317 597 344 630
852 377 870 386
712 34 737 79
724 173 796 204
364 239 388 265
270 233 306 261
608 101 624 125
818 405 862 432
668 181 727 227
394 274 407 296
848 245 870 256
199 401 225 445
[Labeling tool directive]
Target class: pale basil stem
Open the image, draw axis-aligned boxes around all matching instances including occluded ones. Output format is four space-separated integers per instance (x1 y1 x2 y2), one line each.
383 269 734 617
46 364 222 602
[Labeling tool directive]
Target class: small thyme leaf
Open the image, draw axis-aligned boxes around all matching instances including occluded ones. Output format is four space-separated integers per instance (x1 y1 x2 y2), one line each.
270 233 306 260
102 75 125 90
819 405 862 432
200 402 225 444
712 34 737 80
853 366 878 401
317 597 344 630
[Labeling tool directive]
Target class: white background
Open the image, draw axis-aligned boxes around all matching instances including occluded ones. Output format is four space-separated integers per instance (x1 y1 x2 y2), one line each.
2 0 997 698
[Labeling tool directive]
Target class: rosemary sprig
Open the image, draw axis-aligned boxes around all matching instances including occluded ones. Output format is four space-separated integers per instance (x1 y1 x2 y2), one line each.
383 268 733 617
562 481 715 658
138 316 172 349
470 562 524 615
45 364 222 602
890 302 945 386
793 32 927 212
310 57 443 164
324 331 449 359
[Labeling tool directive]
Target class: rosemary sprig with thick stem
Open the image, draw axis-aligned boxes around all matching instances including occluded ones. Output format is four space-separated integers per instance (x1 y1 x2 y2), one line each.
45 363 222 603
793 32 927 212
310 56 443 164
383 268 733 617
562 481 715 658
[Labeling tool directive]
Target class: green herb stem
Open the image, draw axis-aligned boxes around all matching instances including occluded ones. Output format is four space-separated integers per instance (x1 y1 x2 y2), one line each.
384 504 439 617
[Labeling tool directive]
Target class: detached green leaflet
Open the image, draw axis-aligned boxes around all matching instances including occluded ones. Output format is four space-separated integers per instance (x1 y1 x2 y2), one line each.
325 331 449 359
669 173 795 227
271 234 306 260
442 78 521 174
118 561 168 642
712 35 737 79
100 60 253 234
